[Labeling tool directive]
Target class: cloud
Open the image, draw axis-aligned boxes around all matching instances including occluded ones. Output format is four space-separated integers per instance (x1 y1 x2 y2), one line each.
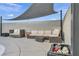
0 3 22 12
8 14 14 17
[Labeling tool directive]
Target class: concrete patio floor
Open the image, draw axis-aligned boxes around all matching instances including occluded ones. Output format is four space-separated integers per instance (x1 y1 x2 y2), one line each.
0 36 51 56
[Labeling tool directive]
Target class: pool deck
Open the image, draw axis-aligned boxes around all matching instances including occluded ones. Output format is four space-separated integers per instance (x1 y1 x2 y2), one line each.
0 36 51 56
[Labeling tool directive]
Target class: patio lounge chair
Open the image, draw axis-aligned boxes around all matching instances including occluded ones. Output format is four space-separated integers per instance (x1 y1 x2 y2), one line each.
9 29 25 38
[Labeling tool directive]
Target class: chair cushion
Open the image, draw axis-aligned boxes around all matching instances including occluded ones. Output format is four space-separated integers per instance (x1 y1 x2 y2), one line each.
44 30 51 35
31 30 38 35
52 29 60 36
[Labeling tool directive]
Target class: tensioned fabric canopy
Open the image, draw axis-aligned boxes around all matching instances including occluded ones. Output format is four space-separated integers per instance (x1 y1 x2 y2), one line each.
11 3 57 20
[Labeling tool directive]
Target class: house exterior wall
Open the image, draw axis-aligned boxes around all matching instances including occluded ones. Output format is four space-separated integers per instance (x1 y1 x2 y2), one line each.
63 7 71 45
72 4 79 56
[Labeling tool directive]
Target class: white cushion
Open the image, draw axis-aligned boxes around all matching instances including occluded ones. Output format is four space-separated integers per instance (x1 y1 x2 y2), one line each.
31 30 38 35
38 31 44 35
44 30 51 35
52 29 60 36
14 29 20 34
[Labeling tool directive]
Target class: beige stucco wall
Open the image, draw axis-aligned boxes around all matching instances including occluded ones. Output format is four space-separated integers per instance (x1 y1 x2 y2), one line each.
2 20 60 33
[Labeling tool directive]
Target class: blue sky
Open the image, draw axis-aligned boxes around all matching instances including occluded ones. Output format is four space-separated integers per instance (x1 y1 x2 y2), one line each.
0 3 70 23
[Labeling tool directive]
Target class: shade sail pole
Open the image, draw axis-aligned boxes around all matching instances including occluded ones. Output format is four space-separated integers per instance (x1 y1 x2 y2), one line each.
60 10 64 41
0 16 2 36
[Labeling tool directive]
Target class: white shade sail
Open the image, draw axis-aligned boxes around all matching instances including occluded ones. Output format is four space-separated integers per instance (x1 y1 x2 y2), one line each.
10 3 57 20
